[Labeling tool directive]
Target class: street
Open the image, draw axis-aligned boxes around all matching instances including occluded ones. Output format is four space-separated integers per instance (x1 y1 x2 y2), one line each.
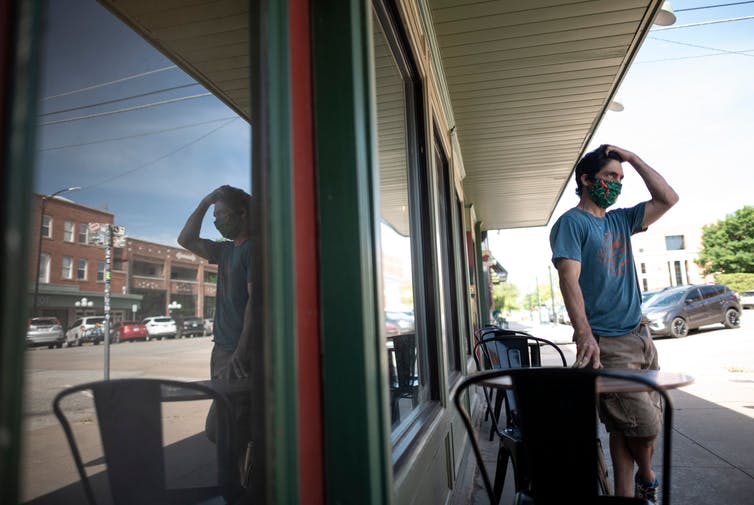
19 313 754 504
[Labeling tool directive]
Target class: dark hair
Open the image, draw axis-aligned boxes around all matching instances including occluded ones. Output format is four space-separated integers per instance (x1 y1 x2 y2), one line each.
574 144 623 196
218 186 252 216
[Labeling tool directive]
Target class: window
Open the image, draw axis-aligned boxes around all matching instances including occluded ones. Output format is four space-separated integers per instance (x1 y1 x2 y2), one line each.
42 215 52 238
64 220 75 242
665 235 685 250
642 278 648 291
78 223 88 243
640 263 646 274
38 253 51 283
97 261 105 282
673 260 683 285
77 258 87 280
61 256 73 279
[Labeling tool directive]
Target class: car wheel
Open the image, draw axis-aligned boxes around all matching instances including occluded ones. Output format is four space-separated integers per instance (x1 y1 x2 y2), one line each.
56 342 63 349
724 308 741 329
48 344 54 349
77 337 83 347
670 317 688 338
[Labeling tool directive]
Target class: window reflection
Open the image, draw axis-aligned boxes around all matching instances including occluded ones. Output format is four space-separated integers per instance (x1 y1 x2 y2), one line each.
373 13 421 429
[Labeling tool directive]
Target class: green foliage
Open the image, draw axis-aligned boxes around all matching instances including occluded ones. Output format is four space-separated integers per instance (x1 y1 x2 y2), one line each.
493 282 520 313
697 206 754 275
713 273 754 294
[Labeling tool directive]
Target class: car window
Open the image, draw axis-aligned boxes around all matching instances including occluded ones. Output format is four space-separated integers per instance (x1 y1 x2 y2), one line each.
700 285 722 299
154 317 172 323
71 319 82 328
647 289 684 306
32 318 59 326
685 288 702 303
87 317 106 324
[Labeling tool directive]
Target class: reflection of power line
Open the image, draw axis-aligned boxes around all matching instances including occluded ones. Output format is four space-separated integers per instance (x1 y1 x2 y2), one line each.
653 14 754 30
43 65 179 100
80 117 238 191
637 50 754 64
39 93 212 126
675 1 754 12
40 83 201 117
39 116 238 152
648 36 754 58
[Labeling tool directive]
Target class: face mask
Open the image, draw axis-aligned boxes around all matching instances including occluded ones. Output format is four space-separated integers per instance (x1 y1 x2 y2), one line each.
588 178 622 208
214 212 241 239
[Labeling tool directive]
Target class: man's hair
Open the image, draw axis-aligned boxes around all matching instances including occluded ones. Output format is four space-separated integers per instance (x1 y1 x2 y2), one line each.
218 186 252 215
574 144 623 196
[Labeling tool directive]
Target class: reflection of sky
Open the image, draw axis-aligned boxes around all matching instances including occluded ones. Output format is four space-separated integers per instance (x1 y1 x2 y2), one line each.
490 0 754 293
35 0 250 246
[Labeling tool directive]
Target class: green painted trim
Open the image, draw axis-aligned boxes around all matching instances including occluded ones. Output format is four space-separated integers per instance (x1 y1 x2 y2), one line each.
266 1 299 504
312 1 392 504
0 1 43 504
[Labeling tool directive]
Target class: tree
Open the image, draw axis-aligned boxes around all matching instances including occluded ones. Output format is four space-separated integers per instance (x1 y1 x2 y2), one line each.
493 282 520 313
696 206 754 275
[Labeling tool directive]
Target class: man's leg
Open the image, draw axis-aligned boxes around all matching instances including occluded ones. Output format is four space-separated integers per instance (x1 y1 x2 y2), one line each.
610 432 656 496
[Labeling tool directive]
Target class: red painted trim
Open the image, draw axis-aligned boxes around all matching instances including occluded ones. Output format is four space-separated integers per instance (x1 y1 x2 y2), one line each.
290 0 324 504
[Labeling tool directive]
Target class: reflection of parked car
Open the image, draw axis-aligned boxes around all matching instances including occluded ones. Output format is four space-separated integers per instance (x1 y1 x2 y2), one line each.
181 316 205 338
26 317 65 348
641 290 663 306
110 320 148 342
740 291 754 310
66 316 106 347
203 319 214 336
642 284 741 338
141 316 177 340
385 310 415 333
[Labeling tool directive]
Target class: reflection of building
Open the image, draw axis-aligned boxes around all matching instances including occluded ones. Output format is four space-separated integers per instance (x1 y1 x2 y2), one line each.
633 224 707 292
29 194 217 328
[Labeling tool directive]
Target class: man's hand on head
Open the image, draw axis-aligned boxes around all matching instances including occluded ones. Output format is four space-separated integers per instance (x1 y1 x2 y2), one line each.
605 145 635 165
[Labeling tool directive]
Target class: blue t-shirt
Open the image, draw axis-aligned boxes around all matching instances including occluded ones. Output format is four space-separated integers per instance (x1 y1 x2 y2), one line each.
209 240 252 352
549 203 646 336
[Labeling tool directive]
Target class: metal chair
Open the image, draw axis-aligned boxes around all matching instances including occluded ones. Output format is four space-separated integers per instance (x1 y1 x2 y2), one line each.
454 367 673 505
472 329 567 501
53 378 243 505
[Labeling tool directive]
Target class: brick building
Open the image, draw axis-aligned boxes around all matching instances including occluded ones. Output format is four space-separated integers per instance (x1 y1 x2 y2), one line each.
29 194 217 329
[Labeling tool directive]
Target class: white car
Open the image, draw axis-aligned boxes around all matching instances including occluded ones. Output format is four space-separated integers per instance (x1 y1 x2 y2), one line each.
65 316 106 347
740 291 754 310
141 316 177 340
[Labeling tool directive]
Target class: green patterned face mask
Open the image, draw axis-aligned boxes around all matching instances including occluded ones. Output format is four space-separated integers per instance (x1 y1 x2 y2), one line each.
588 178 622 208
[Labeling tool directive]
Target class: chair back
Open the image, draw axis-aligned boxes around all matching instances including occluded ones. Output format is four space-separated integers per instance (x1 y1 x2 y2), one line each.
453 368 673 505
53 378 238 505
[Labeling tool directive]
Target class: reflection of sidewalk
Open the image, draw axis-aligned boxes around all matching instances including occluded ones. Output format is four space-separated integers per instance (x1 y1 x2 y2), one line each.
505 319 574 345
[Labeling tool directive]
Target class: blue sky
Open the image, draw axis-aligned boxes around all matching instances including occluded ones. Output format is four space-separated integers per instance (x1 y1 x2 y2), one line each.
35 0 251 245
489 0 754 294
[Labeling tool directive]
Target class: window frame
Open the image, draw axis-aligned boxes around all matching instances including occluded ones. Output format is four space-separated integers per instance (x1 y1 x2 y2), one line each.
63 220 75 242
38 253 51 283
78 222 88 244
77 258 87 280
41 215 52 238
61 256 73 279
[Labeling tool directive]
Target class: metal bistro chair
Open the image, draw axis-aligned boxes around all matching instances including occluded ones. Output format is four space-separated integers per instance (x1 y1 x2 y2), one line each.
53 378 243 505
454 367 673 505
472 329 567 501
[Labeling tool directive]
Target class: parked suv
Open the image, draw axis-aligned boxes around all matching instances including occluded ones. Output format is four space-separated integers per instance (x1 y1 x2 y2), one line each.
66 316 106 346
26 317 65 348
740 290 754 310
141 316 177 340
180 316 205 338
642 283 741 338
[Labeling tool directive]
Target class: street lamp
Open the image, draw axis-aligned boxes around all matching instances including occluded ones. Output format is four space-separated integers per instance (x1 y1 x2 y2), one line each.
32 186 81 316
74 297 94 313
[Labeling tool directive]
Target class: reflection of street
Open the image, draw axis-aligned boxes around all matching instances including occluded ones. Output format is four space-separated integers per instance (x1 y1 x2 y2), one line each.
21 338 214 502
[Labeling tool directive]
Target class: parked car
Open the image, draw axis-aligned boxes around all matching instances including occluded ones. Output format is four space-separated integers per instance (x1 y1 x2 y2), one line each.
180 316 205 338
110 320 149 342
203 319 214 336
141 316 177 340
26 317 65 348
65 316 106 346
642 283 741 338
385 310 415 334
740 290 754 310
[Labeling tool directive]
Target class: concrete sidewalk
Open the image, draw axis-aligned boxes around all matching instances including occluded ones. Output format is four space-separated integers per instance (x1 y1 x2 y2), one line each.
458 320 754 505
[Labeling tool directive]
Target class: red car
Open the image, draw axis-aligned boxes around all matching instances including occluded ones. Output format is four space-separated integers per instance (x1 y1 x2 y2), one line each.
111 320 149 342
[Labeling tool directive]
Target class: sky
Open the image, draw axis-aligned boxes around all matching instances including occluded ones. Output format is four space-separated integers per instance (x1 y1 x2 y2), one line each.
488 0 754 295
33 0 754 291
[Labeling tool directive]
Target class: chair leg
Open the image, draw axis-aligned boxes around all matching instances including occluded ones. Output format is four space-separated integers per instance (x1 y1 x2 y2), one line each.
493 445 510 505
489 391 504 441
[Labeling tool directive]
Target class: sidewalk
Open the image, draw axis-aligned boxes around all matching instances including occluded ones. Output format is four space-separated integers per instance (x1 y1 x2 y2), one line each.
457 320 754 505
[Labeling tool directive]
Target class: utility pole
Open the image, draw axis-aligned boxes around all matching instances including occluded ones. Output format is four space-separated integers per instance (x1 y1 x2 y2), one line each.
548 265 557 325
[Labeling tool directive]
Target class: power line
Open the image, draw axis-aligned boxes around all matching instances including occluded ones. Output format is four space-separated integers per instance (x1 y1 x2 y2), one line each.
38 116 238 152
42 65 179 101
40 83 201 117
675 1 754 12
648 36 754 58
653 14 754 30
39 93 213 126
80 117 239 191
637 49 754 64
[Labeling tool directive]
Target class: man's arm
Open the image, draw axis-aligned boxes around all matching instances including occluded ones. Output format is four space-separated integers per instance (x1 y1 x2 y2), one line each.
178 188 222 260
555 258 602 368
229 283 253 378
606 146 679 228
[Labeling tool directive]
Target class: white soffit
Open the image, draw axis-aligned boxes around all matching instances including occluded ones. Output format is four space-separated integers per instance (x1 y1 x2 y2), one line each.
429 0 661 230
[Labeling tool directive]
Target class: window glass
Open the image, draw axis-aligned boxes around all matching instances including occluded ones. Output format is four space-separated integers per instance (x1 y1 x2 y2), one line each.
77 258 87 280
64 220 75 242
97 260 105 282
61 256 73 279
373 12 423 429
78 223 88 243
42 215 52 238
38 253 51 283
665 235 685 250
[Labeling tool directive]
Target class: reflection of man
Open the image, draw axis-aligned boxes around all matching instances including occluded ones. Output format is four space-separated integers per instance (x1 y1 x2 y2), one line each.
550 145 678 502
178 184 253 484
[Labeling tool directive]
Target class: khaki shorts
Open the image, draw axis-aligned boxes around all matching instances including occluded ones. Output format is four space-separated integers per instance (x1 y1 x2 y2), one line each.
597 324 663 437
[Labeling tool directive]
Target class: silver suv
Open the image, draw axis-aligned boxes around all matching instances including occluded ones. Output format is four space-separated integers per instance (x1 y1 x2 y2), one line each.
141 316 177 340
642 283 741 338
66 316 106 347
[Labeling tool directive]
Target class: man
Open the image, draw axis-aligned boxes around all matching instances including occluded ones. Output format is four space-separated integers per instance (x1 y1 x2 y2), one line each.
178 184 253 483
550 145 678 501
